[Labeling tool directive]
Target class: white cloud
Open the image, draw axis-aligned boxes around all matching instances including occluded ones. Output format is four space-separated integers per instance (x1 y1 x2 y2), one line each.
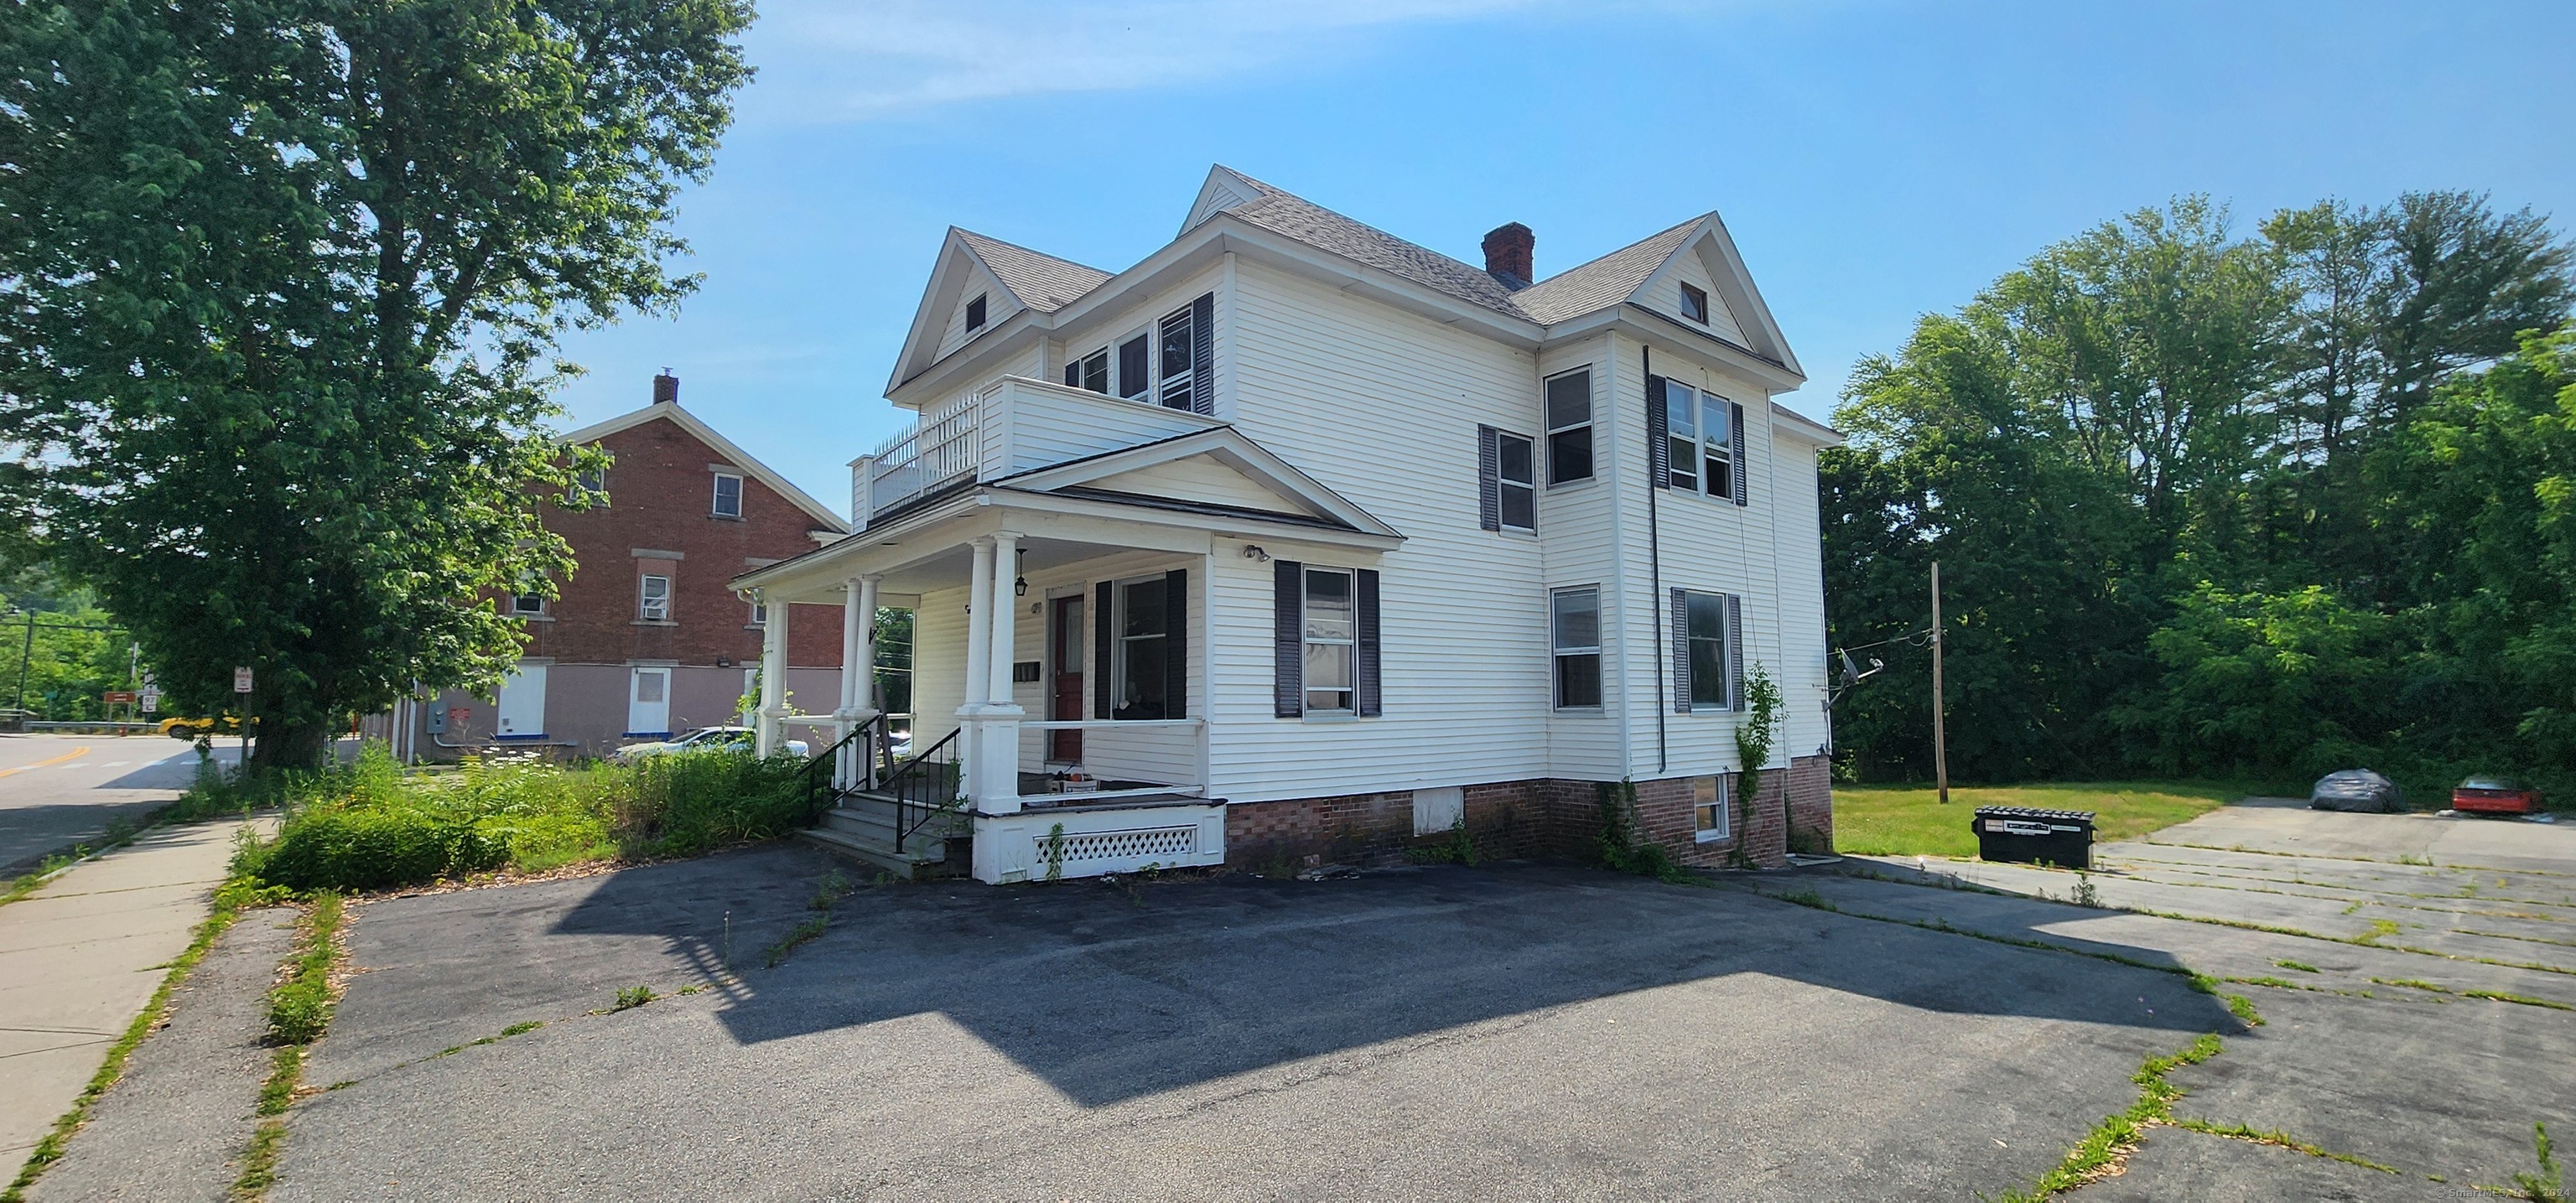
745 0 1602 121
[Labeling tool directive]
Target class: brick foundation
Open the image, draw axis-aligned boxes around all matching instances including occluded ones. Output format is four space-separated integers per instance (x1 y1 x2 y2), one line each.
1222 754 1832 874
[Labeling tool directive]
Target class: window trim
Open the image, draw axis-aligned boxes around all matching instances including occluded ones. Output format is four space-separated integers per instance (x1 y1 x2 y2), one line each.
1693 775 1732 842
1679 282 1710 325
1300 565 1357 716
1550 586 1603 712
1156 302 1196 410
711 471 744 519
963 292 988 333
1661 379 1737 500
1545 368 1594 487
1496 429 1537 533
1678 589 1735 713
638 573 672 623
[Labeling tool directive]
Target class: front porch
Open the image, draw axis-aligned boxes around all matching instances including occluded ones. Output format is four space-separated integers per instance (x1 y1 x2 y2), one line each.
735 403 1400 883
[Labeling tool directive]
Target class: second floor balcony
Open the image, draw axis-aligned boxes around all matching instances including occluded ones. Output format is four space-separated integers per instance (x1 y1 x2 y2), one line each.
851 376 1223 527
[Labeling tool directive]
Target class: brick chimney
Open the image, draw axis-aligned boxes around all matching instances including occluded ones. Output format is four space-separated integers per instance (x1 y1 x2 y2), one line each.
652 371 678 405
1482 223 1534 291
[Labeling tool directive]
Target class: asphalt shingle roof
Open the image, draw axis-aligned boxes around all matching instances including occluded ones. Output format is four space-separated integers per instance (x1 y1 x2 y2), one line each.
954 229 1112 314
1213 172 1704 328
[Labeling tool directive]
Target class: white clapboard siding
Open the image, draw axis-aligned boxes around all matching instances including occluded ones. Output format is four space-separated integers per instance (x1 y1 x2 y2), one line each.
1086 455 1315 515
989 380 1215 476
935 262 1023 361
1535 334 1628 780
1209 262 1554 801
1654 244 1749 347
1770 433 1833 760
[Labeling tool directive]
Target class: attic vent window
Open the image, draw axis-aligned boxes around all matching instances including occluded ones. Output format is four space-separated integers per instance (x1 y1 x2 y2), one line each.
1679 283 1710 325
964 293 988 333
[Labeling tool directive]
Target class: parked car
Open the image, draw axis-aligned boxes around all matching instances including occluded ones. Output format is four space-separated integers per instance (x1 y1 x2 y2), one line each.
610 725 807 764
2309 769 2405 813
2452 776 2543 817
159 715 243 739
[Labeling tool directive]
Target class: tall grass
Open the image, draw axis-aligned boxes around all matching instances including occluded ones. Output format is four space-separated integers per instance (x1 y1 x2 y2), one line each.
219 743 817 894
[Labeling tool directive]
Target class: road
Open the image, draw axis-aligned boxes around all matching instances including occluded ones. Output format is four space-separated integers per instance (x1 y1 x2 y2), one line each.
0 733 235 874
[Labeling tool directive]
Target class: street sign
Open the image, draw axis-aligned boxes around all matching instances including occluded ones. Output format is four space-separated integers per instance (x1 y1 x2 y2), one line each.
233 666 253 693
101 690 137 704
139 688 160 713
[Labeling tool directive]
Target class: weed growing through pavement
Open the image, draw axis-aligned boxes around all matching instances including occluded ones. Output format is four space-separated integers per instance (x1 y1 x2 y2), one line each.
2073 873 2101 909
1043 822 1067 882
232 893 351 1202
2490 1123 2567 1203
612 985 657 1011
763 867 866 968
1406 819 1480 866
2355 918 2403 946
2275 958 2320 973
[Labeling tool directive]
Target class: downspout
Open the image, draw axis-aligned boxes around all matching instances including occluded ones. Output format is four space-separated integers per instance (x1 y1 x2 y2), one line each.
1645 344 1667 775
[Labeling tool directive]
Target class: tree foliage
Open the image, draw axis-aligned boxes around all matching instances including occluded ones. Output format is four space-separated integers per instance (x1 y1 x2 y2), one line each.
1826 192 2576 800
0 0 755 768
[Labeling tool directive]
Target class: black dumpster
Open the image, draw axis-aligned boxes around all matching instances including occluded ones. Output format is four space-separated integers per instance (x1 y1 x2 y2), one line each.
1972 806 2096 869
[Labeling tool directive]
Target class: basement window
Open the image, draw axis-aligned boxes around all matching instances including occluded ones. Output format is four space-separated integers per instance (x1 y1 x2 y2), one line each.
1694 775 1730 842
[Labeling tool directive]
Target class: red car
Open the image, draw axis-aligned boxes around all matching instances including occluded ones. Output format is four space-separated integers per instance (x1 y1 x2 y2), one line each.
2452 776 2543 817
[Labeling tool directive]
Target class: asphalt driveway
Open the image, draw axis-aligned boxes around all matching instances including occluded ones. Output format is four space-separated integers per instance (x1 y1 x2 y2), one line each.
38 800 2568 1200
266 850 2225 1201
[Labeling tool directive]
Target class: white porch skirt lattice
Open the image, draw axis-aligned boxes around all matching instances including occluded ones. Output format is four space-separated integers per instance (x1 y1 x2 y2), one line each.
971 802 1226 884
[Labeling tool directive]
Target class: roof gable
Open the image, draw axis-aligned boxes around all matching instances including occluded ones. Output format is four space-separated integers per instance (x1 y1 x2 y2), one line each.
559 402 849 532
999 426 1400 539
888 228 1111 393
1624 218 1803 376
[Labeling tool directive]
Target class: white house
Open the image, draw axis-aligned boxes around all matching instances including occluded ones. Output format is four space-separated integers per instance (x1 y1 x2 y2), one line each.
737 167 1841 884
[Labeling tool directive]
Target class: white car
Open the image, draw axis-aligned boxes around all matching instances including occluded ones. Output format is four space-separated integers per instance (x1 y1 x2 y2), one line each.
610 725 808 764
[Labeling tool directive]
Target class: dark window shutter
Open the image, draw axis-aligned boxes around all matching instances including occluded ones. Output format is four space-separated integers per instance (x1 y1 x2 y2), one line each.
1670 586 1691 713
1164 569 1188 718
1093 580 1114 719
1274 559 1303 718
1355 568 1381 717
1726 594 1745 711
1189 293 1215 415
1064 361 1081 388
1645 375 1670 489
1730 402 1749 506
1476 424 1501 531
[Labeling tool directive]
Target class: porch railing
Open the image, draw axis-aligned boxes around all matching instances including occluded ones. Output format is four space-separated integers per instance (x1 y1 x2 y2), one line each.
1018 718 1208 802
880 726 966 853
797 715 880 822
863 391 982 518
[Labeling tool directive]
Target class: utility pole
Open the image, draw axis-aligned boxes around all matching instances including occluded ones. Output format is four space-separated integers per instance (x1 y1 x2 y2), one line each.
1931 561 1949 805
13 610 33 713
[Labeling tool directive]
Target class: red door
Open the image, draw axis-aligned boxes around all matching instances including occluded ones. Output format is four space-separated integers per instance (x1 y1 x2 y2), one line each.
1049 595 1083 763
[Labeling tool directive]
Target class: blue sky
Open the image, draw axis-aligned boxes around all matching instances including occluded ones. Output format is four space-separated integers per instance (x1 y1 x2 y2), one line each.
549 0 2576 506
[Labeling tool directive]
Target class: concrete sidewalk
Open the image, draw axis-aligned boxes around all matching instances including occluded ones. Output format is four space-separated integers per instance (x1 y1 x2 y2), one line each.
0 818 253 1166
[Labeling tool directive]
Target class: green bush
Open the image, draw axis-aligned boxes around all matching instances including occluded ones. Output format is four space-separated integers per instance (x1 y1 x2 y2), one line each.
231 741 821 893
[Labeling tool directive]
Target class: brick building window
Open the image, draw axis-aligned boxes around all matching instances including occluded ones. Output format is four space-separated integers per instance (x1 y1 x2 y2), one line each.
639 574 671 622
1693 775 1730 842
711 472 743 519
511 592 546 616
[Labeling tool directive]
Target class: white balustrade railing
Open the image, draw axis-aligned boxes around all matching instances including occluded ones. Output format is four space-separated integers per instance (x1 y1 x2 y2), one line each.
863 391 984 520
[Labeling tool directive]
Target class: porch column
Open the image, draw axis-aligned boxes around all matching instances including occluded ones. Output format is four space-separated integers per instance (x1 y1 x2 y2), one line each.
834 573 880 790
969 531 1025 814
957 537 995 801
755 589 788 756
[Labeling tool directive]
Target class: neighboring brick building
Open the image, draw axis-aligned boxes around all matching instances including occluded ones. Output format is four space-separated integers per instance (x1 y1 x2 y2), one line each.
390 376 849 760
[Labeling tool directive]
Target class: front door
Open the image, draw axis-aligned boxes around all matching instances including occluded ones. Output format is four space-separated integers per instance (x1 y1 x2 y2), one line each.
627 666 671 737
1049 595 1083 762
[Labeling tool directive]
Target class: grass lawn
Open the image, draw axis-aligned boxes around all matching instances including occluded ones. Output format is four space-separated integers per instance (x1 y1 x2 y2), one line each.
1831 780 2249 858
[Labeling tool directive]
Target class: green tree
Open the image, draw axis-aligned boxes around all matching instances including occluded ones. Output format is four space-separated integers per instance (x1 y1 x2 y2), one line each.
0 0 754 768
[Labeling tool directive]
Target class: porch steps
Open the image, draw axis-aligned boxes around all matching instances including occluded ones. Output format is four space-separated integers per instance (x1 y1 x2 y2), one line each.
796 792 966 881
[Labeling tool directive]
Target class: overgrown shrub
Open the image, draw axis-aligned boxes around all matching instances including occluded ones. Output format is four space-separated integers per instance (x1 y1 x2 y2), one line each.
231 741 818 893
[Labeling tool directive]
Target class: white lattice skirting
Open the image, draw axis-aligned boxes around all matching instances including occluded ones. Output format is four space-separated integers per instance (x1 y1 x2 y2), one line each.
1046 826 1198 866
974 804 1227 883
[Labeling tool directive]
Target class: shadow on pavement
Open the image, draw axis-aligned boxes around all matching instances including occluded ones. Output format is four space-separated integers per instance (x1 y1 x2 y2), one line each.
543 850 2234 1107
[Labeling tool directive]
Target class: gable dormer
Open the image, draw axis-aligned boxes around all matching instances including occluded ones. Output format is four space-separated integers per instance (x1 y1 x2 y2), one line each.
886 228 1110 401
1628 216 1803 376
1180 165 1271 235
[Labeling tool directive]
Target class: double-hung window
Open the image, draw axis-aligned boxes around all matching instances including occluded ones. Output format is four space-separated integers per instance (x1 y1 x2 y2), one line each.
1301 567 1356 713
1693 775 1730 841
1157 303 1197 410
1063 347 1110 394
1545 369 1593 485
1550 587 1602 710
712 472 743 518
1671 589 1742 712
748 598 767 626
639 574 672 622
1114 576 1171 720
1498 432 1535 531
1659 379 1737 500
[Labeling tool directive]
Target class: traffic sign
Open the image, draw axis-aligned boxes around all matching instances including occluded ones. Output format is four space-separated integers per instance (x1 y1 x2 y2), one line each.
101 690 137 704
233 666 253 693
139 688 160 713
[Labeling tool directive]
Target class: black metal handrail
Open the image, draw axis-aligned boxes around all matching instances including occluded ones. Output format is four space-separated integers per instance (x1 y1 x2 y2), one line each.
797 716 881 822
880 727 963 853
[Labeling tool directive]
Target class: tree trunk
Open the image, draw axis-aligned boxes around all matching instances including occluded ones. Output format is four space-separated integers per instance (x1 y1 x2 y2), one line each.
252 715 334 773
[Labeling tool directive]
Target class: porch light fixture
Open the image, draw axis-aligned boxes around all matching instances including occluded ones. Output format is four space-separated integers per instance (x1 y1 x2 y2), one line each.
1013 548 1028 597
1241 544 1270 563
